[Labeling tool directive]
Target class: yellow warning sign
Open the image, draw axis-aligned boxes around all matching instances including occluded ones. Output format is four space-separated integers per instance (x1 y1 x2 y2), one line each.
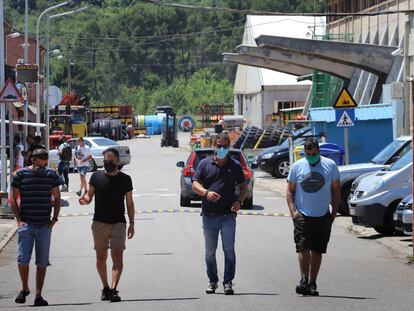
333 87 357 109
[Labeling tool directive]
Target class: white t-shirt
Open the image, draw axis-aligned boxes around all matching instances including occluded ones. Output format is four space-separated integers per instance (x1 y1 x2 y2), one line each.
75 145 92 167
15 144 24 168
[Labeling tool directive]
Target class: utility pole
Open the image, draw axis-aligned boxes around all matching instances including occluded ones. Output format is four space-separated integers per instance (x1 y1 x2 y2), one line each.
67 43 71 93
0 0 7 209
23 0 29 147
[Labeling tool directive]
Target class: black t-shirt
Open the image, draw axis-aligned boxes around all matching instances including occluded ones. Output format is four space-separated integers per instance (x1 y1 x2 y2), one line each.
193 157 245 215
89 171 133 224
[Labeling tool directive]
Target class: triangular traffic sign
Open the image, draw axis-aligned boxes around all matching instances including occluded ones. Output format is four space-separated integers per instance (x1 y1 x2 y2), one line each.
333 87 357 109
337 110 355 127
0 78 24 103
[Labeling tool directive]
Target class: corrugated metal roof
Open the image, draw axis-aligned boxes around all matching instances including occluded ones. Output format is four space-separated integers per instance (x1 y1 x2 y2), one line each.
309 105 395 123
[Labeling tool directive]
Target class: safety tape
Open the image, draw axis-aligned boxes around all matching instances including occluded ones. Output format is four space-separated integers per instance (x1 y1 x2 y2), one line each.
59 210 291 218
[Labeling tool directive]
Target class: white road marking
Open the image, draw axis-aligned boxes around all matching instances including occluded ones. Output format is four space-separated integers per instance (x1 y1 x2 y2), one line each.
157 194 176 197
154 188 169 192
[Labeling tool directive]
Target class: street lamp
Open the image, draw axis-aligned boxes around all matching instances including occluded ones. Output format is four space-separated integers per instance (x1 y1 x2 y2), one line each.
44 6 88 149
35 0 72 136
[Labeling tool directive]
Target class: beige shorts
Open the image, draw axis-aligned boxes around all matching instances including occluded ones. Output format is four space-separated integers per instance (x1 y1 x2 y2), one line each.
91 221 126 251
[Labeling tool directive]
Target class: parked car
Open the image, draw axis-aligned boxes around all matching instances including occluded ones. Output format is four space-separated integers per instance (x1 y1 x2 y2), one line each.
256 127 311 178
349 149 413 235
393 195 412 235
49 136 131 171
176 148 255 208
338 136 412 215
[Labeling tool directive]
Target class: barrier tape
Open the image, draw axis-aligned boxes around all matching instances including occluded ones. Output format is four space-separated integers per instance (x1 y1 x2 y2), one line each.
59 209 291 218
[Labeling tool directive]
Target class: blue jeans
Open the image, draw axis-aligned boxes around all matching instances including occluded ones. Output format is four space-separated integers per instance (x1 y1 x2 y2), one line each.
58 161 70 187
17 224 52 267
202 213 236 284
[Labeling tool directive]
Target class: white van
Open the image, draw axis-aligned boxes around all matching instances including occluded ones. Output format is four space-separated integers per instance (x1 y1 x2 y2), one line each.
349 149 412 235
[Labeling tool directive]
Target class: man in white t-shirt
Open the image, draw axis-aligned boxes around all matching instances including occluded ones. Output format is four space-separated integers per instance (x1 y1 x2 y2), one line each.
75 137 92 196
14 134 24 171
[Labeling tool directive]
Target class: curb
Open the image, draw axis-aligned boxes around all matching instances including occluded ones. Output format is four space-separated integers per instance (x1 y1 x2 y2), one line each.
0 224 17 253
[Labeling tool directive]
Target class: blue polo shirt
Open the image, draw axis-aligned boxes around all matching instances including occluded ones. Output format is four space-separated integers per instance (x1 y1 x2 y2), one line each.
193 156 245 215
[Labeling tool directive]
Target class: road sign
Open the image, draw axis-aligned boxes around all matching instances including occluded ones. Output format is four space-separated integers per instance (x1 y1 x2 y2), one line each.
0 78 24 103
336 108 355 127
333 87 357 109
44 86 62 107
16 64 38 83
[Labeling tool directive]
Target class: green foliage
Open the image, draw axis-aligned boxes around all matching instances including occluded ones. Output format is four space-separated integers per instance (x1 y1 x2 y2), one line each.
5 0 325 112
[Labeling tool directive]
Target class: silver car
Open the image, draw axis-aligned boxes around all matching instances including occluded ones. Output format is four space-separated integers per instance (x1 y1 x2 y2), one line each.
49 136 131 171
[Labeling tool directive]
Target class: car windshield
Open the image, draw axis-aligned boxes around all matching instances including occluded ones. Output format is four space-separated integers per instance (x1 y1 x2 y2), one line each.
389 149 412 171
193 151 243 168
370 139 408 164
92 138 118 147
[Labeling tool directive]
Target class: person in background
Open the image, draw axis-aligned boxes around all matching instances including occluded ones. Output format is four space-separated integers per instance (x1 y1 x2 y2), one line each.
57 136 72 192
75 137 92 196
14 134 24 171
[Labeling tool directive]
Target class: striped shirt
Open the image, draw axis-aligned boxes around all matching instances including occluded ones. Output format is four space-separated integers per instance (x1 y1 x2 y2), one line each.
12 167 62 225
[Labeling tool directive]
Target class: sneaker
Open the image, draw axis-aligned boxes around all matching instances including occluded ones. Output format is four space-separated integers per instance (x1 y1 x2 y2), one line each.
205 282 218 294
110 289 121 302
76 190 82 197
295 278 310 295
223 283 234 295
309 281 319 296
34 296 48 307
15 290 30 304
101 287 111 301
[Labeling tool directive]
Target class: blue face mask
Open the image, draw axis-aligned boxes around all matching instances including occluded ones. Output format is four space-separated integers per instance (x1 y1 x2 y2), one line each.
216 147 229 159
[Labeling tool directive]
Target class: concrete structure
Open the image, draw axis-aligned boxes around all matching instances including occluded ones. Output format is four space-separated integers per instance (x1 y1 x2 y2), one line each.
229 15 325 128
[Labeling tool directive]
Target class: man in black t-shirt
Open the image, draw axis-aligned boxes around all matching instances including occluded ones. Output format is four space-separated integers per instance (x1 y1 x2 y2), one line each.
79 148 135 303
192 133 247 295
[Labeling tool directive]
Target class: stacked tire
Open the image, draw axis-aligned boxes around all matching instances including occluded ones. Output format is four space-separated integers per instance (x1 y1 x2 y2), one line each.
232 126 263 149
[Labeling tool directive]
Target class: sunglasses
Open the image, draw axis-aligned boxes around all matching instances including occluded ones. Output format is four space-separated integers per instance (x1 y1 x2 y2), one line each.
216 144 229 149
34 155 49 161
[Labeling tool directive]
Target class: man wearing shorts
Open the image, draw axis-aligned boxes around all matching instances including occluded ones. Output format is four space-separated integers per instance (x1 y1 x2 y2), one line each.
79 148 135 302
10 149 62 306
286 137 340 296
75 137 92 196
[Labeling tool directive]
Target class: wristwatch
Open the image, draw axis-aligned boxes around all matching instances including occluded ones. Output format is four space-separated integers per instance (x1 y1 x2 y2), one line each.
52 216 58 222
237 199 243 205
204 190 209 198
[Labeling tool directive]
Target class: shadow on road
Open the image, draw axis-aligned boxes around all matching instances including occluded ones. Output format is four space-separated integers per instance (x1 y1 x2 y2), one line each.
357 234 385 240
250 205 264 211
122 297 199 302
316 295 377 300
217 293 278 296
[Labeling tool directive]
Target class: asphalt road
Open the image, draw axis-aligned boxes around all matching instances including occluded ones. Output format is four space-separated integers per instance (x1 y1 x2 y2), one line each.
0 133 413 310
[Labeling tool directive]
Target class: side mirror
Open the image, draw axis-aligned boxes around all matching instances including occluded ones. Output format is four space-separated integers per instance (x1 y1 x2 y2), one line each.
176 161 185 168
250 163 258 169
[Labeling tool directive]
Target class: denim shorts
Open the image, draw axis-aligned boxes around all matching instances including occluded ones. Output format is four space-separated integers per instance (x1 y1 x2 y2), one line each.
77 166 89 176
17 224 52 267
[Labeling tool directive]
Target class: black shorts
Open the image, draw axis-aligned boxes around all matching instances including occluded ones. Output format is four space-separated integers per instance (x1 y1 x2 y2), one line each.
293 212 333 254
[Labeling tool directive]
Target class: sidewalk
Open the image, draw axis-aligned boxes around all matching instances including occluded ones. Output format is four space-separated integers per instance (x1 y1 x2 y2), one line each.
0 218 16 252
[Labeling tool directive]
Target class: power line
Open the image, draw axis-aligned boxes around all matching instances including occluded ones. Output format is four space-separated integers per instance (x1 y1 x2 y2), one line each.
141 0 414 16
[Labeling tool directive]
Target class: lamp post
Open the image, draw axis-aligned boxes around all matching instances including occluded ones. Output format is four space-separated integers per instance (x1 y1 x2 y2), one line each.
35 0 72 137
0 0 6 209
45 6 87 150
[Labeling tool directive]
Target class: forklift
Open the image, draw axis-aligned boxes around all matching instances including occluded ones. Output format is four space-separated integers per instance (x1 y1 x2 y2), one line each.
156 106 179 148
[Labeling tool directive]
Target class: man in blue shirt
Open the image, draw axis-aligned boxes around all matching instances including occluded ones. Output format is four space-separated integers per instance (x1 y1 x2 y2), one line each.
192 133 247 295
287 137 341 296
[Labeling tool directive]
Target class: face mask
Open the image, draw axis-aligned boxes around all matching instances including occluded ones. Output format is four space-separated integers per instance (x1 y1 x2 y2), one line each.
104 160 118 173
216 147 229 160
32 164 47 174
305 153 321 166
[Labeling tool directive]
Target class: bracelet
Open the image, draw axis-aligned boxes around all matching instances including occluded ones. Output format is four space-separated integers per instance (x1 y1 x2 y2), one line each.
204 190 209 198
237 200 243 205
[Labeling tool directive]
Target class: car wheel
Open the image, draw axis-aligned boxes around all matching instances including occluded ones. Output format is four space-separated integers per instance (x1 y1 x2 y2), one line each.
273 158 290 178
339 185 351 216
88 160 98 172
373 201 399 236
242 197 253 209
180 195 191 207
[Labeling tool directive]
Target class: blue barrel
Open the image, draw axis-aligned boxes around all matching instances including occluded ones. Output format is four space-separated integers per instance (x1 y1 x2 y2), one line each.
144 114 165 135
147 127 155 136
